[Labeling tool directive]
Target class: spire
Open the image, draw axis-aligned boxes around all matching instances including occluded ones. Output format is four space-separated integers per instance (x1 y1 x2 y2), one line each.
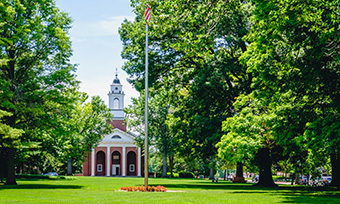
113 68 120 84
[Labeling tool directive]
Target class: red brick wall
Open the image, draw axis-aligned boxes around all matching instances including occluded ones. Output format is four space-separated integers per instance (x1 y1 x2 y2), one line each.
107 120 126 131
82 152 91 176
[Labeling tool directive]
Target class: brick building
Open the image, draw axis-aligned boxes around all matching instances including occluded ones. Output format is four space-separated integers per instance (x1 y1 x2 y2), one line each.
82 74 142 176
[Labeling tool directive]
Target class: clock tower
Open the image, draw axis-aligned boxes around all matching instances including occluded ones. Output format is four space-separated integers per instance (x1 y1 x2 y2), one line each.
108 73 125 120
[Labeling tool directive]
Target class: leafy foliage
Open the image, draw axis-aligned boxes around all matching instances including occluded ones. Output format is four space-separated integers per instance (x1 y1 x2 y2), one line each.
0 0 113 183
120 0 253 175
217 0 340 186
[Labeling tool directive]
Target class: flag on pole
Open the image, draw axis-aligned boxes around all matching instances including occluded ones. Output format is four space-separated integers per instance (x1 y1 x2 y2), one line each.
145 4 151 21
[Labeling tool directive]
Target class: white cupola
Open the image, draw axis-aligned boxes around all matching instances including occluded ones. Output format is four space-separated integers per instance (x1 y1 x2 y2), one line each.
108 73 125 120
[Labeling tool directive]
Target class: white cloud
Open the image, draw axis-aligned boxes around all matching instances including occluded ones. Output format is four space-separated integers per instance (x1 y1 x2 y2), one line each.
71 15 134 38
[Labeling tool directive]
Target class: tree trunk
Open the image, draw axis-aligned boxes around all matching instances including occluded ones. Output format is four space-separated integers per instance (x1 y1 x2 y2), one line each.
168 155 174 178
255 148 277 187
330 151 340 188
290 173 295 185
224 169 227 180
295 173 300 185
0 148 4 183
5 148 17 185
162 149 167 177
236 162 243 177
67 158 72 176
209 167 214 179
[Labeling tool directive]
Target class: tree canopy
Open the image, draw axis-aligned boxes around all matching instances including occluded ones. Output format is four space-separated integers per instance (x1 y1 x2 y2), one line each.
121 0 340 187
0 0 113 184
218 0 340 187
120 0 253 176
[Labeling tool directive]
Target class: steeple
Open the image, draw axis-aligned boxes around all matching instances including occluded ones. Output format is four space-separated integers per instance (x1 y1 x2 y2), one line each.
113 68 120 84
108 70 125 120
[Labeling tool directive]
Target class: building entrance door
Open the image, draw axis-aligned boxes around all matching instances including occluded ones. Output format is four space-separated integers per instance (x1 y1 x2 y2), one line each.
112 164 120 176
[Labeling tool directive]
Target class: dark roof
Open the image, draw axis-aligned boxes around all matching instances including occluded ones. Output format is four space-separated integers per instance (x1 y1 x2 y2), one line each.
113 74 120 84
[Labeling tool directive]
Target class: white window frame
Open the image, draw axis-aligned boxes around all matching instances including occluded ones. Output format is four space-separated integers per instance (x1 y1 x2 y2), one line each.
113 98 119 109
129 164 135 172
97 164 103 172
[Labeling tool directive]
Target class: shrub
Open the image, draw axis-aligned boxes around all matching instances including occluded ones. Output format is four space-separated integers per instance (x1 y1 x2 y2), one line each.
167 172 179 178
179 171 195 178
156 172 163 178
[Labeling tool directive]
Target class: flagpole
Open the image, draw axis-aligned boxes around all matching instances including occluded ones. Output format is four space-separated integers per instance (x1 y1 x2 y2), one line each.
144 15 149 189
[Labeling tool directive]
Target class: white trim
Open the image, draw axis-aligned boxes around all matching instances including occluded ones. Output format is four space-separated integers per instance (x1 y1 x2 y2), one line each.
138 147 141 176
98 144 134 147
98 142 136 145
91 149 95 176
110 128 136 140
106 146 110 176
122 147 126 176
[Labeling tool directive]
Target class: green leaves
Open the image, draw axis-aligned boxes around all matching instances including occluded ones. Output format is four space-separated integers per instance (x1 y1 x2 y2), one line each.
216 0 340 179
120 1 254 174
0 0 115 178
0 110 24 148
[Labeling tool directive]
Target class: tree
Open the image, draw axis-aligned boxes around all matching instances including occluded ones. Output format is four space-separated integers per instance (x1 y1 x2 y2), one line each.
64 95 114 175
0 0 77 185
237 0 340 187
125 89 176 177
217 93 278 187
120 0 253 178
38 94 114 175
0 109 24 182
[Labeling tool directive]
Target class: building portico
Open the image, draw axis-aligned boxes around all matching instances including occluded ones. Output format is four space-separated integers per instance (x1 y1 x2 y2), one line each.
84 131 142 177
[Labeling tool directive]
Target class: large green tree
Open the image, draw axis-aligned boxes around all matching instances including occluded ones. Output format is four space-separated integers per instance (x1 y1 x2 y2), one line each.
125 89 176 177
0 0 77 185
238 0 340 187
120 0 253 177
35 94 114 175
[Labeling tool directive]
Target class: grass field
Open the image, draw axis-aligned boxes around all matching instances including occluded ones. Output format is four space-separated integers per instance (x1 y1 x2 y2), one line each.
0 176 339 203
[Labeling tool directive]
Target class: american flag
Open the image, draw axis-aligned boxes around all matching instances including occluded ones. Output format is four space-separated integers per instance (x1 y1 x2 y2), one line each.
145 4 151 21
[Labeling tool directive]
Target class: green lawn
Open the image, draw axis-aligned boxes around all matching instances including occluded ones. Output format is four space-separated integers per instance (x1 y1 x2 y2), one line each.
0 176 339 203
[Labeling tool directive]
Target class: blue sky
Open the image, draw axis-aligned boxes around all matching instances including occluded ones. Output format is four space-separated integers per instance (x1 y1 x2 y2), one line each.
55 0 139 106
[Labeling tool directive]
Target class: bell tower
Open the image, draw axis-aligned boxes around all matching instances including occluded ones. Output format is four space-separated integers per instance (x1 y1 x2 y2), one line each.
108 72 125 120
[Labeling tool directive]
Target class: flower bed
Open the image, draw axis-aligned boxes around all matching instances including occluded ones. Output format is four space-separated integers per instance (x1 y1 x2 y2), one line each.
120 185 167 192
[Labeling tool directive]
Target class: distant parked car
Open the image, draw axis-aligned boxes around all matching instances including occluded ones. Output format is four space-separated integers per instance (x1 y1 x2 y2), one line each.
252 175 259 183
322 176 332 186
300 176 308 185
43 172 58 176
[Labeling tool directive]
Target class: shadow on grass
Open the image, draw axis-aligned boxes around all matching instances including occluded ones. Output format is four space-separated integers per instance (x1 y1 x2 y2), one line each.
161 180 338 191
0 184 83 190
159 180 340 204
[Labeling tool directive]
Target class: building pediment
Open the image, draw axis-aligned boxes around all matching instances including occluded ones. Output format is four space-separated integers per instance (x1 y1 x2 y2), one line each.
101 128 136 144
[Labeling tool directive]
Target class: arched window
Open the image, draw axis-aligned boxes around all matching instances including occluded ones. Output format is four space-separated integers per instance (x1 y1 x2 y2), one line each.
96 151 105 176
113 98 119 109
127 151 136 176
111 135 121 139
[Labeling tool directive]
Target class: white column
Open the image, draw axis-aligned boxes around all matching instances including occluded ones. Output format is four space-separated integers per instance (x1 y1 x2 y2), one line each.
138 147 141 176
91 149 95 176
106 146 110 176
122 146 126 176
